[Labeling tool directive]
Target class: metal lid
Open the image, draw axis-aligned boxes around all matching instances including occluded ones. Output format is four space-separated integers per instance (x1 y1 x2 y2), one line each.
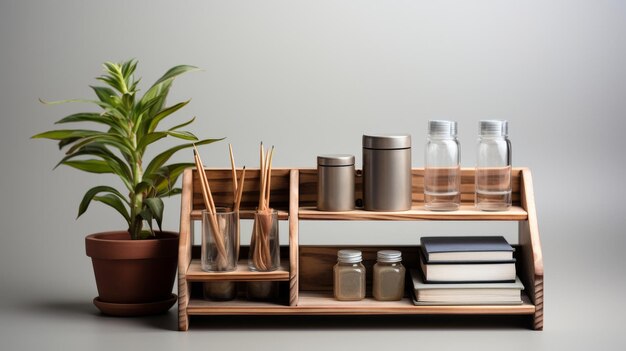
337 249 362 263
479 120 508 137
428 120 457 137
363 134 412 149
377 250 402 263
317 154 355 167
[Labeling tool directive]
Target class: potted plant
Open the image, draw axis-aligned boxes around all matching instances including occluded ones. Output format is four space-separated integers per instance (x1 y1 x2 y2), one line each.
32 60 221 316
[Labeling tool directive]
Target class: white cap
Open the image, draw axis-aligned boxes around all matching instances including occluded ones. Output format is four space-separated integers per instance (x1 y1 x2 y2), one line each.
480 120 508 137
337 249 362 263
428 120 457 137
377 250 402 263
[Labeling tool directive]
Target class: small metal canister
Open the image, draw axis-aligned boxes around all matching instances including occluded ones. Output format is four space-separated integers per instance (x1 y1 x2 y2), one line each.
317 155 355 211
362 134 412 211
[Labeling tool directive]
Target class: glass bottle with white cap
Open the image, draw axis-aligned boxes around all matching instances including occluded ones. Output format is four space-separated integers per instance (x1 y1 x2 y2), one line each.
476 120 512 211
424 120 461 211
372 250 406 301
333 249 366 301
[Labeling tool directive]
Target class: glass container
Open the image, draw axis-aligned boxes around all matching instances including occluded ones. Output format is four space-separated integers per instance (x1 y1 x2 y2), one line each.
372 250 405 301
424 120 461 211
476 120 512 211
333 250 366 301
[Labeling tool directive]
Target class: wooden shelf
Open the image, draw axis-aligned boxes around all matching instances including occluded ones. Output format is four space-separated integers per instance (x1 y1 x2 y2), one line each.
186 259 290 282
187 297 289 315
296 292 535 315
186 292 534 315
299 205 527 221
190 209 289 220
179 167 544 330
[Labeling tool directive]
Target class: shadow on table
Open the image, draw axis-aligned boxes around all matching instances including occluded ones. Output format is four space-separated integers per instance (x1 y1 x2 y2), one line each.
25 301 533 331
188 314 533 331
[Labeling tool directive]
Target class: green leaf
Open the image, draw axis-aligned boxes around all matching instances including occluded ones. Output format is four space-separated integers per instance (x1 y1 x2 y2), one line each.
54 144 132 186
78 185 128 219
31 129 102 140
65 134 134 160
159 187 182 197
148 163 195 194
152 65 199 87
134 180 154 194
166 130 198 141
90 86 118 105
62 159 113 174
144 138 223 176
39 98 110 109
169 116 196 131
137 132 168 151
144 197 164 232
94 194 131 223
147 100 190 133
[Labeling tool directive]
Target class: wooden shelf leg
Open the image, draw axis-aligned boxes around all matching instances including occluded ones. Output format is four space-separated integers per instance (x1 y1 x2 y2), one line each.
289 169 300 306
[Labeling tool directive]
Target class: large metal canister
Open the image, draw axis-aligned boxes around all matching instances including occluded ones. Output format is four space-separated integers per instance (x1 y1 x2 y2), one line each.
362 134 412 211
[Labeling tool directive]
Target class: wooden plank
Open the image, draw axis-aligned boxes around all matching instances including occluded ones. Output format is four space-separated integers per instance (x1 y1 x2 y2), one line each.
299 168 522 207
298 205 527 221
186 259 290 282
186 292 534 315
190 209 289 220
518 168 544 330
192 168 291 212
178 168 193 331
289 170 300 306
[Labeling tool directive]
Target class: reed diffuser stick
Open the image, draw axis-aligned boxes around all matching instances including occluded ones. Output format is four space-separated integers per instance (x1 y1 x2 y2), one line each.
228 144 238 201
193 146 228 270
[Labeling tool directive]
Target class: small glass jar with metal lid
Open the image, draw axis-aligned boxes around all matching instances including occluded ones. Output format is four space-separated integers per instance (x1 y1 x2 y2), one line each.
373 250 405 301
333 250 366 301
317 154 355 211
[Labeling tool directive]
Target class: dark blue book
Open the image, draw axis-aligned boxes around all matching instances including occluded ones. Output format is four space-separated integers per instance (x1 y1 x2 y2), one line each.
420 236 514 263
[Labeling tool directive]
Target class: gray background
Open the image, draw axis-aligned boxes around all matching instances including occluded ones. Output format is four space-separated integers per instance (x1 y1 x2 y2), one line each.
1 0 625 349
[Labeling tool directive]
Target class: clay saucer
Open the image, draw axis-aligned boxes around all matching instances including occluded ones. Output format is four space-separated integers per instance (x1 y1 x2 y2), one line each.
93 294 177 317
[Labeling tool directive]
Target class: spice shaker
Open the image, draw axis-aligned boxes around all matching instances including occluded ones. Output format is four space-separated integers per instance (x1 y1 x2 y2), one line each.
362 134 412 211
373 250 405 301
333 250 366 301
317 155 355 211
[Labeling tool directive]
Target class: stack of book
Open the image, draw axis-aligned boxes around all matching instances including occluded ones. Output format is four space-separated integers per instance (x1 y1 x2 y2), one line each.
411 236 524 305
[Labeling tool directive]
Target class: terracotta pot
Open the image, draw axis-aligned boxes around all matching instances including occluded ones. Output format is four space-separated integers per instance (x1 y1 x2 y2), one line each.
85 231 178 315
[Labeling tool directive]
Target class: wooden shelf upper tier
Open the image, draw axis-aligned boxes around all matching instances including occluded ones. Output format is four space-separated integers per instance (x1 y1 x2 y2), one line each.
186 292 535 315
298 205 527 221
185 259 290 282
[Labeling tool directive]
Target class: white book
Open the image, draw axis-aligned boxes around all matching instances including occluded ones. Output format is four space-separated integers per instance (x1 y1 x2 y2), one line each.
410 269 524 305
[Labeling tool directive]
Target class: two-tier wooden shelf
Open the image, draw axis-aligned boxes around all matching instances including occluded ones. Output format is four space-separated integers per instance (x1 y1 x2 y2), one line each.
177 168 543 330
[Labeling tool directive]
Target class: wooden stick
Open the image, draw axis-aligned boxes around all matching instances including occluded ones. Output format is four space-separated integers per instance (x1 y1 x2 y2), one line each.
265 146 274 210
228 144 238 202
234 166 246 212
193 147 227 269
259 142 266 210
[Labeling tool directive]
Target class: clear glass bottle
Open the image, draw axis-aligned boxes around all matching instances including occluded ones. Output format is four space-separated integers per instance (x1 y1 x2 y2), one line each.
373 250 405 301
333 250 366 301
424 120 461 211
476 120 512 211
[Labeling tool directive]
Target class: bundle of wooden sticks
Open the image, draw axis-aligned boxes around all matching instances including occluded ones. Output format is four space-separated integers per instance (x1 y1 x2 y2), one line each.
250 142 276 271
193 144 246 271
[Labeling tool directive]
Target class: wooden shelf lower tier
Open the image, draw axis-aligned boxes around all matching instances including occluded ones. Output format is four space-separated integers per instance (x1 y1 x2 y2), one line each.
187 292 535 315
298 205 528 221
185 259 290 282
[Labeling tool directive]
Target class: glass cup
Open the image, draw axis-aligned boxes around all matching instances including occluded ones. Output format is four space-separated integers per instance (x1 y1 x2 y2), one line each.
248 209 280 272
201 210 239 272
